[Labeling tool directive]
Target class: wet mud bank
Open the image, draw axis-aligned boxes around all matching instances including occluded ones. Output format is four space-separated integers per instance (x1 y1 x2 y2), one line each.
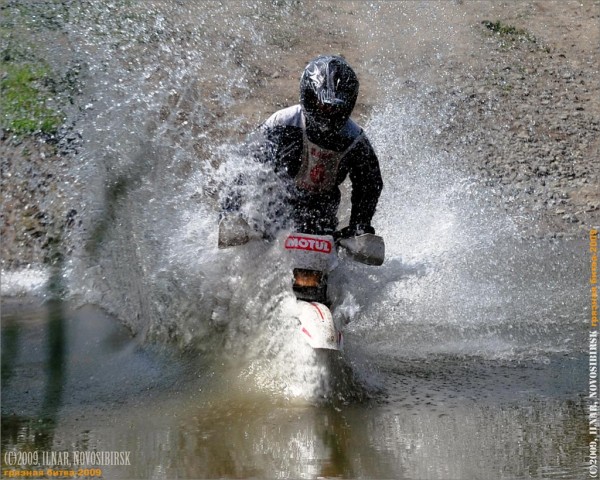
1 0 598 275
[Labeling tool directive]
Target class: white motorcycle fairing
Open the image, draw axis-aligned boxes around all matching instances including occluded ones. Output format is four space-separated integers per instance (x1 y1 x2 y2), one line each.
283 232 343 351
295 300 344 351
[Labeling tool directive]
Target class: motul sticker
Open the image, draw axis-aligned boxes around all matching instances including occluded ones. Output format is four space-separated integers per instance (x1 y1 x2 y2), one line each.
285 235 332 253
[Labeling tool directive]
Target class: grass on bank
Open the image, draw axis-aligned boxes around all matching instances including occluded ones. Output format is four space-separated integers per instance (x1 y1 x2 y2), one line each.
482 20 537 44
0 61 63 136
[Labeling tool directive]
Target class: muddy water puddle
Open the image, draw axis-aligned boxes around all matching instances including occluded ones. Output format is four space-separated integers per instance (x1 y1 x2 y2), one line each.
1 300 590 479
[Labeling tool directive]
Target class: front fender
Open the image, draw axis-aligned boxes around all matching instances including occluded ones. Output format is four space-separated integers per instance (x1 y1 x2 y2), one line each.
295 300 343 351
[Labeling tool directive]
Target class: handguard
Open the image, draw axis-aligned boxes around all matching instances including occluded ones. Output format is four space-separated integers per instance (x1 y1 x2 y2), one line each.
338 233 385 266
217 214 252 248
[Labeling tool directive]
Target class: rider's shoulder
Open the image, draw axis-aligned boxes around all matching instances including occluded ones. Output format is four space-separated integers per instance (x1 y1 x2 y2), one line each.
339 120 377 158
264 105 303 129
341 118 363 141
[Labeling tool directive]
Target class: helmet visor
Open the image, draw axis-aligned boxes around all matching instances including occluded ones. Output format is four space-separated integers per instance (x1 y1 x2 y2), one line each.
315 100 345 116
303 91 349 130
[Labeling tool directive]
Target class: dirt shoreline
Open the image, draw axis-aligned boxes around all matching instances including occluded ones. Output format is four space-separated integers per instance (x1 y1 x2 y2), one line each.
1 0 599 273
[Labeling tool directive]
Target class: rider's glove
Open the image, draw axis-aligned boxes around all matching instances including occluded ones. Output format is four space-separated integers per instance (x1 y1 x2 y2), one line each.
333 224 375 241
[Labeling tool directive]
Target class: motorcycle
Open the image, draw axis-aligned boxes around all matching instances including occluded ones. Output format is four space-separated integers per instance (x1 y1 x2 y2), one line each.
283 231 384 350
218 215 385 351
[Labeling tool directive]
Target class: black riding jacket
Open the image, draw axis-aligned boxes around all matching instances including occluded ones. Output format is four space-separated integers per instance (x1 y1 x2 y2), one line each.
253 105 383 234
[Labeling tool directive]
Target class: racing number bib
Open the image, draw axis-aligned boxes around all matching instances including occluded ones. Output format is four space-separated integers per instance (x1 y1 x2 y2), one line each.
295 130 363 193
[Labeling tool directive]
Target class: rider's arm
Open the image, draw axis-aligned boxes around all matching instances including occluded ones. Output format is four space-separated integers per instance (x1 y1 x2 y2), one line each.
251 119 303 178
347 136 383 228
220 120 300 209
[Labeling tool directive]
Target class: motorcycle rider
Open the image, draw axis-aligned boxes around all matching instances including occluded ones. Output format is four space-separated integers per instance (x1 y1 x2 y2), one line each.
220 54 383 244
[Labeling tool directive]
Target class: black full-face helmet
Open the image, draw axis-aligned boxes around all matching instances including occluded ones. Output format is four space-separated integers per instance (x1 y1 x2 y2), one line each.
300 55 359 138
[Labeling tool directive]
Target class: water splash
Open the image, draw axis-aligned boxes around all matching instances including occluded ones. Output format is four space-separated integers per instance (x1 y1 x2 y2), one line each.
341 86 586 364
33 1 586 400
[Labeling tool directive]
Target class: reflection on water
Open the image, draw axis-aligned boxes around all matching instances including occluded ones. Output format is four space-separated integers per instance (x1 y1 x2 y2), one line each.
1 302 590 479
2 262 68 454
42 297 66 424
40 382 589 479
1 323 19 388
